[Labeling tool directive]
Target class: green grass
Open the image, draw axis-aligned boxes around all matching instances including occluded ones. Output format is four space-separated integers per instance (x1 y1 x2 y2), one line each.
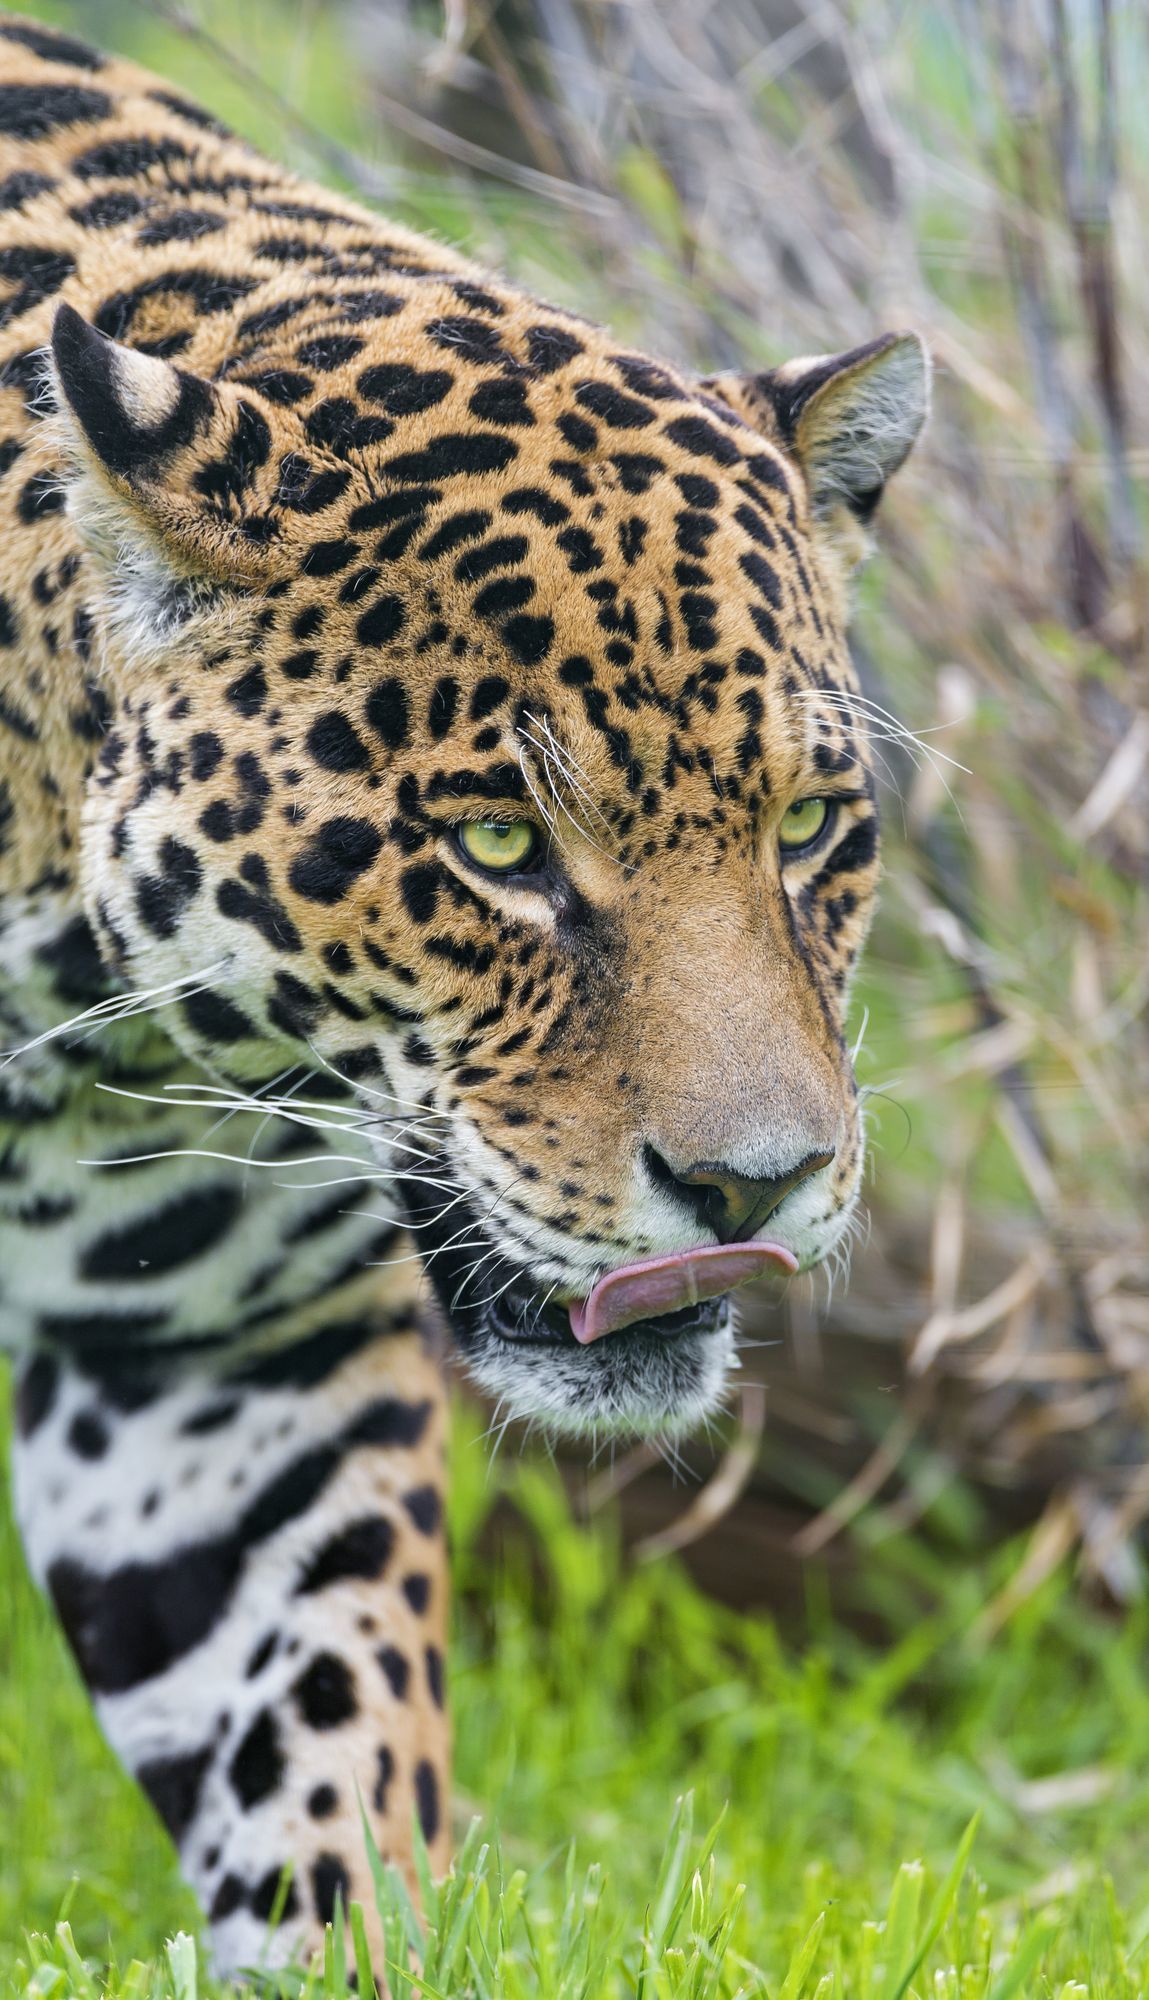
4 1397 1149 1997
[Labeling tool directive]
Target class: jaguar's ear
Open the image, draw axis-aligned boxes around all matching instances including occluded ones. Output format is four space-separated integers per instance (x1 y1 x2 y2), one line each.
705 331 929 566
48 303 292 606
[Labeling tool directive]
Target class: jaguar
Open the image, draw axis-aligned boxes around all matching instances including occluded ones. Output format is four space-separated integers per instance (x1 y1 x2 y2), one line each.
0 13 927 1974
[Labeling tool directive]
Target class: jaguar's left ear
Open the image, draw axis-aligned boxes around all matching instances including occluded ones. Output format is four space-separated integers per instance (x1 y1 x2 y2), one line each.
704 331 930 567
47 302 337 668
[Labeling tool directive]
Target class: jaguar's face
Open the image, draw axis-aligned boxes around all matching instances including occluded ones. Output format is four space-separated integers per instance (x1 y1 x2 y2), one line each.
53 301 926 1437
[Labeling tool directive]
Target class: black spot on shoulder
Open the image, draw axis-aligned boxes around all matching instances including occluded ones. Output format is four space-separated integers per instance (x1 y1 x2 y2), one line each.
300 538 359 577
137 1745 213 1841
311 1852 350 1925
402 1572 431 1614
69 187 143 228
474 575 533 620
557 410 596 453
376 1644 410 1699
0 690 38 740
268 968 322 1039
294 1651 357 1730
613 354 680 399
187 731 224 781
227 1315 379 1392
76 134 191 183
36 912 106 1004
502 486 569 525
250 1865 299 1923
244 366 314 407
245 1632 279 1680
295 1516 394 1595
609 452 664 494
229 1708 284 1808
403 1485 441 1535
67 1408 109 1459
80 1184 240 1281
149 88 230 134
372 1744 394 1812
348 1396 432 1450
275 454 349 515
425 314 506 364
308 1781 338 1818
425 1645 445 1709
209 1873 245 1922
16 1354 59 1437
181 1397 243 1438
414 1759 440 1842
455 534 528 584
470 674 509 721
420 508 490 560
349 486 440 534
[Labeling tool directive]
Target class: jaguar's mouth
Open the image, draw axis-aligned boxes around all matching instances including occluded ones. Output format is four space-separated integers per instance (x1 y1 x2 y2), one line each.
485 1238 797 1349
484 1273 729 1348
403 1175 797 1437
466 1267 740 1437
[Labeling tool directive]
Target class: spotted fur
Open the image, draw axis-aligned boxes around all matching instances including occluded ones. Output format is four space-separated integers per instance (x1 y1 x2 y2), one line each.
0 16 927 1973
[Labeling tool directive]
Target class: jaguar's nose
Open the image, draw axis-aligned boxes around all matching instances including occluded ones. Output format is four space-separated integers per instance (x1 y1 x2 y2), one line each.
643 1145 834 1243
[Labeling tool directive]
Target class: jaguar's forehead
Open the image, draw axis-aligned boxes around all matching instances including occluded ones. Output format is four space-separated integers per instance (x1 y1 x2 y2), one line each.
239 301 862 817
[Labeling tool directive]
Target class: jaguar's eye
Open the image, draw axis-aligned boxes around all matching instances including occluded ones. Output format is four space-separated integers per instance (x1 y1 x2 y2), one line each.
456 819 540 874
779 797 831 852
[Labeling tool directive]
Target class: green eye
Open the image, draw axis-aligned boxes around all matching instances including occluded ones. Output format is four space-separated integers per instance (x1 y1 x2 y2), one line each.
457 819 539 874
779 797 830 852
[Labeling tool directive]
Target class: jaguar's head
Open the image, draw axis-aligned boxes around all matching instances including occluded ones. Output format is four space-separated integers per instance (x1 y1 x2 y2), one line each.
50 287 927 1436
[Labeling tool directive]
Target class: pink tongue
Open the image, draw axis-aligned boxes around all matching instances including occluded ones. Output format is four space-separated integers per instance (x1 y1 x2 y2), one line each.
568 1241 798 1345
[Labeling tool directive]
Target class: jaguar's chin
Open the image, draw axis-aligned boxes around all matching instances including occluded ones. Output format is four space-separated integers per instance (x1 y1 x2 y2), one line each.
463 1279 737 1439
403 1180 737 1435
464 1296 732 1440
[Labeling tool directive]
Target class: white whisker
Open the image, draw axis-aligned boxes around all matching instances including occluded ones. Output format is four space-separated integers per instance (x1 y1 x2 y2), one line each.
0 959 227 1071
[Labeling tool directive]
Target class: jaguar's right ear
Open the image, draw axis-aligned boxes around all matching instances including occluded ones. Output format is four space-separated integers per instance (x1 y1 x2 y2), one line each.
48 304 304 616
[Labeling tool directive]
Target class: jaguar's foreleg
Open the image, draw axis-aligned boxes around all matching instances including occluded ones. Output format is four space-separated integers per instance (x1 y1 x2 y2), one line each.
12 1305 449 1974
